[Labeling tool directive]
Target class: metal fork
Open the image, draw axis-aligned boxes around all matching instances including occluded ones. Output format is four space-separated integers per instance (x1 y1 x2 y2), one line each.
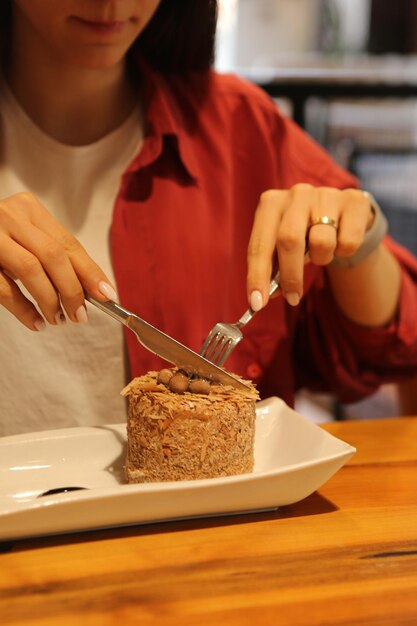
199 274 281 367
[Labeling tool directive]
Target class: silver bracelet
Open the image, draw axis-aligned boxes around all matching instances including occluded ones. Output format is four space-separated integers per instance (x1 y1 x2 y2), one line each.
331 192 388 268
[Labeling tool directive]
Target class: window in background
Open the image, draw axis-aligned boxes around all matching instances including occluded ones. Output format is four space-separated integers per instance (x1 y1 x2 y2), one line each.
318 0 371 55
216 0 372 71
216 0 321 70
216 0 239 71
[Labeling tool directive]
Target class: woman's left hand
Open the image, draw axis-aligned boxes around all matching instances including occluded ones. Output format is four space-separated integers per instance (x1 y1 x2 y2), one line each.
246 183 374 310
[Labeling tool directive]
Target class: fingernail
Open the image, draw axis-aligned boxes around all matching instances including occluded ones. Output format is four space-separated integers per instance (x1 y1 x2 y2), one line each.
34 318 46 332
75 305 88 324
250 290 263 312
286 292 300 306
98 281 118 301
54 311 66 326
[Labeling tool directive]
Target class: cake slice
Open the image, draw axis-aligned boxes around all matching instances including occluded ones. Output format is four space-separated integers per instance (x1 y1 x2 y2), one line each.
121 369 259 483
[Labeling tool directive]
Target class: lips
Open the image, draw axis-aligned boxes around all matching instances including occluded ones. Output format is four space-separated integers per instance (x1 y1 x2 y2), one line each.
72 16 129 34
82 20 124 27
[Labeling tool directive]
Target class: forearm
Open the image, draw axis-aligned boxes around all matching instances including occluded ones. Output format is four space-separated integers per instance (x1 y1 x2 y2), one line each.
326 242 401 327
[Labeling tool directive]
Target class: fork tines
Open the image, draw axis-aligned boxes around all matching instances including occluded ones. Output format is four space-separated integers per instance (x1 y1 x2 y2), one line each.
200 328 239 367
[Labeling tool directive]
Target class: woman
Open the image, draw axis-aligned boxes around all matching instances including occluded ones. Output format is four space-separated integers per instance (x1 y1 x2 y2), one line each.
1 0 416 435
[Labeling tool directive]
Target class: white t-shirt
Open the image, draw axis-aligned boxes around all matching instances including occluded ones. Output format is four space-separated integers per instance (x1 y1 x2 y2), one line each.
0 80 143 436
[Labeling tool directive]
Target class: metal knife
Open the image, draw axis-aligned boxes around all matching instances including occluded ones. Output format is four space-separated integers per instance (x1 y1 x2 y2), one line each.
85 296 249 391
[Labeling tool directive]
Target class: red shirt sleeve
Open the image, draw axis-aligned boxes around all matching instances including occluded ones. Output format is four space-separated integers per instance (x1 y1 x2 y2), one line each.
294 237 417 402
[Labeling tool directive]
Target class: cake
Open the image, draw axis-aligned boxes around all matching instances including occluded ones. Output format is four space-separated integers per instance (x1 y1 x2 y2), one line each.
121 368 259 483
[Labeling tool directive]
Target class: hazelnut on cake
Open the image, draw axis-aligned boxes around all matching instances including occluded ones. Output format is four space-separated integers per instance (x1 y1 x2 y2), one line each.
121 369 259 483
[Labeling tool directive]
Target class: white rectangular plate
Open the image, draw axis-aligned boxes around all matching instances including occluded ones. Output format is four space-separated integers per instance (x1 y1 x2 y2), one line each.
0 397 355 541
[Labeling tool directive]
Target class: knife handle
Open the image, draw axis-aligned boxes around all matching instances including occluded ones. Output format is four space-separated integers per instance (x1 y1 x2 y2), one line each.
85 294 133 326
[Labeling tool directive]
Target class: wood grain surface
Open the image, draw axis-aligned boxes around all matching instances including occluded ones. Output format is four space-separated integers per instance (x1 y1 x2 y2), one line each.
1 417 417 626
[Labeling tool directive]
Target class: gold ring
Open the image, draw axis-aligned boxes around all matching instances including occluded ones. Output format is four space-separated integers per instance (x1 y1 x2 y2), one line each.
309 216 338 230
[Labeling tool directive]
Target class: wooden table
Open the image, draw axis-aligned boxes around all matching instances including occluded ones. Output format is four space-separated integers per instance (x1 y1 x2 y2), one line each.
1 417 417 626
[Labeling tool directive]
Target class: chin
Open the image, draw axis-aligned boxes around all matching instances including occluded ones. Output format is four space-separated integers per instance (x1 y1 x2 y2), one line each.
67 46 131 69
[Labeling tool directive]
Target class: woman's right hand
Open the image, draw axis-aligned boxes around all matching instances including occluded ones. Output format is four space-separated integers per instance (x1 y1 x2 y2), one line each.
0 192 117 331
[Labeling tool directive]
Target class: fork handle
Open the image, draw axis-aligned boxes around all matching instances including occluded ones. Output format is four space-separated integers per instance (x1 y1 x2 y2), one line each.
268 274 281 298
237 272 281 328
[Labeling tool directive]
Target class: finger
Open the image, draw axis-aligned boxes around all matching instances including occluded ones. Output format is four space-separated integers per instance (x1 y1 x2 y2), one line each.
6 193 117 305
60 233 117 301
0 234 67 325
0 269 46 332
276 184 312 305
6 221 88 323
335 190 372 261
307 187 341 266
247 190 287 309
41 224 116 304
31 209 115 297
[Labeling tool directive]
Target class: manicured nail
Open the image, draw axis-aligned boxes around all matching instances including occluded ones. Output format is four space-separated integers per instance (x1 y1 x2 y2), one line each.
54 311 66 326
75 305 88 324
286 292 300 306
98 281 118 301
34 318 46 332
250 290 263 312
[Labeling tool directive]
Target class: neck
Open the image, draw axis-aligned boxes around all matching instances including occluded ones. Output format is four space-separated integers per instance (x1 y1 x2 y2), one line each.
5 21 139 145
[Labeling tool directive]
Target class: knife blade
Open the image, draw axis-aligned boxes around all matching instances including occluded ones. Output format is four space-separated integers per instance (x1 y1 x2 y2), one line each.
86 296 249 391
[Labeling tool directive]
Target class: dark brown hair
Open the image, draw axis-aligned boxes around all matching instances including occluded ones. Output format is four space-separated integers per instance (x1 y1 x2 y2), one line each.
135 0 218 73
0 0 11 27
0 0 218 74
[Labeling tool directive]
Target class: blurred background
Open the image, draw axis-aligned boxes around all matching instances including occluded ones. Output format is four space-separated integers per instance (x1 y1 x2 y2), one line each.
216 0 417 421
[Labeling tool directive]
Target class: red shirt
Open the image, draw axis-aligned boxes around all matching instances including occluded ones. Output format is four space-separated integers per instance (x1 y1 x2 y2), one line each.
111 61 417 406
